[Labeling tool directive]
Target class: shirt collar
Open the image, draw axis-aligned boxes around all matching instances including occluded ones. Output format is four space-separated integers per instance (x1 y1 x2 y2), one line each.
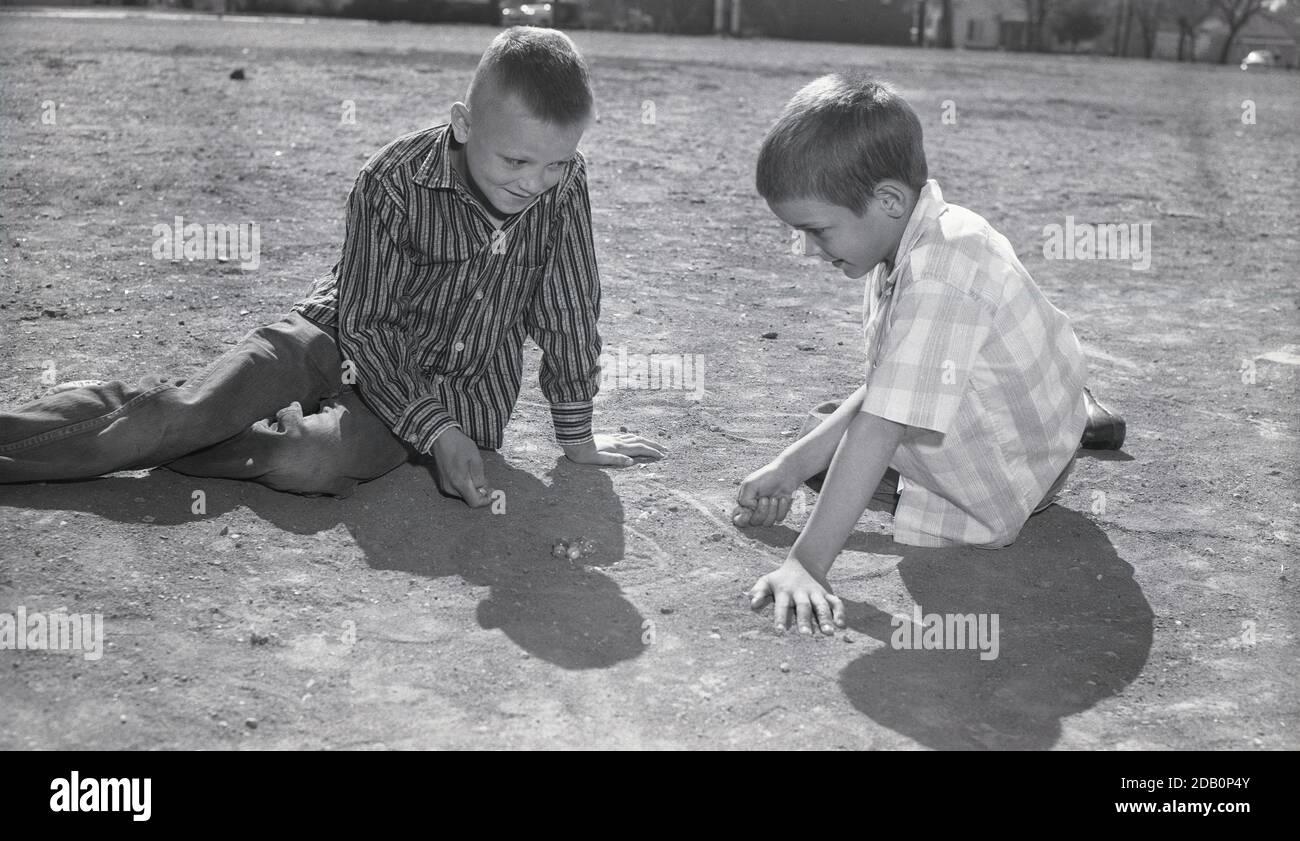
890 179 945 271
412 123 458 191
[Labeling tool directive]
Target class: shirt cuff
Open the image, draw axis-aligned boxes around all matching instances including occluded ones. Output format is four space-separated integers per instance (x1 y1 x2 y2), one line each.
394 395 461 454
551 401 594 446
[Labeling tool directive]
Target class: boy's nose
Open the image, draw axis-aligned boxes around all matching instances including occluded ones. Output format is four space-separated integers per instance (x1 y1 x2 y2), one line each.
519 171 553 197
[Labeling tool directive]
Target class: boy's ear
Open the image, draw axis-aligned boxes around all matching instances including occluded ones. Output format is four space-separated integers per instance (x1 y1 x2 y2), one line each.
873 181 913 220
449 102 471 143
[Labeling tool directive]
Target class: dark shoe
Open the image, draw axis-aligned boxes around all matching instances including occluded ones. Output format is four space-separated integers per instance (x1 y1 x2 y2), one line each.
1080 387 1126 450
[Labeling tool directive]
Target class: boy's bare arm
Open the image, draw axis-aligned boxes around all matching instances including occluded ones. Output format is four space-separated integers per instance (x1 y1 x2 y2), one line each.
732 381 871 528
778 382 871 480
791 410 906 578
749 410 905 634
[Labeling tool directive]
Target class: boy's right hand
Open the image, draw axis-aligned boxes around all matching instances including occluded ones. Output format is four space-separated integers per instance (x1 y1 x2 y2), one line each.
431 427 492 508
732 458 802 527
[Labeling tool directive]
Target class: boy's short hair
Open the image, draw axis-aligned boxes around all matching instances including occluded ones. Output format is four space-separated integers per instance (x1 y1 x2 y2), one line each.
468 26 594 126
756 74 928 215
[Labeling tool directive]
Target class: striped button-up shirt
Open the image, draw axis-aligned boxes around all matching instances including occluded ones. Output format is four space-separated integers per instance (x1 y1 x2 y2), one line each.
294 124 601 453
859 180 1087 547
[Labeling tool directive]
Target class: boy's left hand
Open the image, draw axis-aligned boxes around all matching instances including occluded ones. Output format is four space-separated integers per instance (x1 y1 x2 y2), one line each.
562 432 667 467
749 557 846 635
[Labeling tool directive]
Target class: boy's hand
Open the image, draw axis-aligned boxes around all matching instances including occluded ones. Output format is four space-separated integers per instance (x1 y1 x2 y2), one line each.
732 458 801 527
562 432 667 467
431 427 492 508
749 557 846 635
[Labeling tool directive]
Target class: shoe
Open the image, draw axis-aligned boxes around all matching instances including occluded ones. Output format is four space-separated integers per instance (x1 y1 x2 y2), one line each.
43 380 105 397
1080 387 1126 450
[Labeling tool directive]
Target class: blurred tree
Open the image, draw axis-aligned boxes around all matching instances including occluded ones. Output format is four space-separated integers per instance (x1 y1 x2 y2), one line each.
1051 0 1107 49
1023 0 1055 50
1163 0 1213 58
1132 0 1162 56
1209 0 1287 63
937 0 954 47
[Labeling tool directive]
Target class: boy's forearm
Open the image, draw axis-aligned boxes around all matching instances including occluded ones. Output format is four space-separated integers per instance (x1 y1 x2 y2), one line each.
790 411 906 578
777 382 872 479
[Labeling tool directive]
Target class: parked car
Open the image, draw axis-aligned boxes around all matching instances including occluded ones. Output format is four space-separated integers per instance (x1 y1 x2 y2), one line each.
501 2 586 28
1240 49 1281 70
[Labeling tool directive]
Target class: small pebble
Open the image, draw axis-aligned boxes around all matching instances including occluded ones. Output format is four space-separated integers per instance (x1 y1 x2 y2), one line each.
779 662 790 673
761 331 778 339
219 525 229 536
619 425 627 433
244 717 258 729
659 607 674 615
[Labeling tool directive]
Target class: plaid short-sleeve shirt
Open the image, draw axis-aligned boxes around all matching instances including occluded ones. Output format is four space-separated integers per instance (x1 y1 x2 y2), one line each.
859 181 1087 547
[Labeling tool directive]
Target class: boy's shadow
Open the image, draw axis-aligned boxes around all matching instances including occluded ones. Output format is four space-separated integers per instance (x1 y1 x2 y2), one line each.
0 454 644 670
751 506 1153 750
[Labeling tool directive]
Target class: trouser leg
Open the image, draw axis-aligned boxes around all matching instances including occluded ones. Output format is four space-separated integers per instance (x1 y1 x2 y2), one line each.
167 388 413 497
0 312 340 483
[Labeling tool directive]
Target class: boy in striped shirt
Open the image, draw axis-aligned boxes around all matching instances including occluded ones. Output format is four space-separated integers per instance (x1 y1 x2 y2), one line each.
0 28 664 501
732 75 1124 635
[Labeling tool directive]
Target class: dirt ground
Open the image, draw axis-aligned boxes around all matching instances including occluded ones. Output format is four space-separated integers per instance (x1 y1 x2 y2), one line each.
0 10 1295 750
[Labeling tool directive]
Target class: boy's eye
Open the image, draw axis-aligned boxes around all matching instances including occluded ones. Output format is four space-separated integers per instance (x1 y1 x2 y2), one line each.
505 158 527 167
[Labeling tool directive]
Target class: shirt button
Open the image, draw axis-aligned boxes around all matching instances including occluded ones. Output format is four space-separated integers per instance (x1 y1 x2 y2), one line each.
454 341 466 352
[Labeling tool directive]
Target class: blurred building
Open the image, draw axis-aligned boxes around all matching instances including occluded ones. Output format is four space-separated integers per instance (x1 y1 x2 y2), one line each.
584 0 912 43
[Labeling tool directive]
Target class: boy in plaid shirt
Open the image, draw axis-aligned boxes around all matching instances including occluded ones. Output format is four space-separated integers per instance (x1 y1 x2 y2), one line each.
733 74 1122 635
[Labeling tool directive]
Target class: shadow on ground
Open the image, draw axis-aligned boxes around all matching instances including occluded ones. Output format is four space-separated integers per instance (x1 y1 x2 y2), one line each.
0 453 644 671
749 505 1153 749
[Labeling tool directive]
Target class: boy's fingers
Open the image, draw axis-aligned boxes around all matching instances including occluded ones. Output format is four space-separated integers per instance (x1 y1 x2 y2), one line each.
772 591 791 631
794 596 814 635
451 470 489 508
615 443 662 459
469 456 487 490
736 482 759 510
775 497 791 523
761 497 779 527
811 594 835 634
273 401 304 432
730 505 751 527
618 435 667 455
827 593 847 627
748 577 773 610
